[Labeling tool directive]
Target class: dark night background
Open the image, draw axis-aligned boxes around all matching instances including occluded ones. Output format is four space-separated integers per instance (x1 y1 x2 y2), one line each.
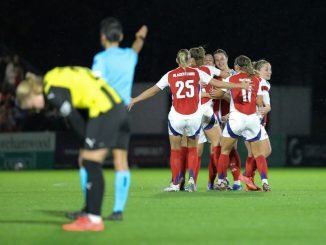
1 0 326 134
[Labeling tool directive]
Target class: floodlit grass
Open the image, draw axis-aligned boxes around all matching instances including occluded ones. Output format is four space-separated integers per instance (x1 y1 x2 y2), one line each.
0 168 325 244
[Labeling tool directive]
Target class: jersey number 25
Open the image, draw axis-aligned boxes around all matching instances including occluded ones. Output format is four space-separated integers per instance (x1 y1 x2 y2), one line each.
176 80 195 99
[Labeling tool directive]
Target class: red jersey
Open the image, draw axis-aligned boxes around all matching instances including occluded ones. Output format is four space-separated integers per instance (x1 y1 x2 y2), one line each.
156 66 211 117
195 66 220 105
228 72 260 115
213 76 230 117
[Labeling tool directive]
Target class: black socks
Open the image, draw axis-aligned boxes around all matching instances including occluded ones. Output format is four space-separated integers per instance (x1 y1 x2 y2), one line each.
83 159 105 216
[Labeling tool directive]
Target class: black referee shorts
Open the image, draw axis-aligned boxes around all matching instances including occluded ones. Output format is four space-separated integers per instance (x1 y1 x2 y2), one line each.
84 103 130 150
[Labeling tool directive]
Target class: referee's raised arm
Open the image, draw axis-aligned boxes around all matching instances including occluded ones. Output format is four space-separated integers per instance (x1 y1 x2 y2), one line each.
132 25 148 54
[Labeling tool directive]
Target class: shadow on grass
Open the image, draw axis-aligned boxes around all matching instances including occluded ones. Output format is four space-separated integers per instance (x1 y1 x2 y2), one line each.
37 209 67 218
0 219 62 225
152 191 266 198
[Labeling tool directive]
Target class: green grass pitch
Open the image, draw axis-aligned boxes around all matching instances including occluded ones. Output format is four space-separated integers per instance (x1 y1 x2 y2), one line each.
0 168 325 244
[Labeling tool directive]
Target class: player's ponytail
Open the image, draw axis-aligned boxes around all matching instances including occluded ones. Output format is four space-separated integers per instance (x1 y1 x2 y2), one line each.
190 46 205 66
253 59 270 72
16 73 43 106
176 49 190 69
234 55 256 77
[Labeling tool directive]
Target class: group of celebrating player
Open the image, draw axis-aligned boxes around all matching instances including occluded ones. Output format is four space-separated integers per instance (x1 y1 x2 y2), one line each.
130 47 272 193
14 16 272 232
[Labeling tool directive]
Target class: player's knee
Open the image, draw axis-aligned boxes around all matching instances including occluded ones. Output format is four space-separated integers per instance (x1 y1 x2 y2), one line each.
114 161 129 171
264 147 272 158
81 149 108 163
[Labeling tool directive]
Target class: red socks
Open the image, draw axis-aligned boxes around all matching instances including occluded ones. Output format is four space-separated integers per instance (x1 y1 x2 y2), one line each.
255 155 268 180
180 147 188 181
245 156 257 180
230 148 241 181
170 149 182 184
208 153 216 184
187 147 198 181
195 156 201 183
217 153 229 180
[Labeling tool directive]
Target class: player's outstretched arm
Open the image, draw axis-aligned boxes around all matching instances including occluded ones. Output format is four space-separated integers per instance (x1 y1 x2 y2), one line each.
132 25 148 54
201 91 211 98
258 105 271 115
219 70 231 78
208 78 251 90
209 88 225 99
128 85 161 111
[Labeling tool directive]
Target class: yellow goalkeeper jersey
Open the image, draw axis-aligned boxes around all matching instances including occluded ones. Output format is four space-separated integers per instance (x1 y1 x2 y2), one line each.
44 66 122 118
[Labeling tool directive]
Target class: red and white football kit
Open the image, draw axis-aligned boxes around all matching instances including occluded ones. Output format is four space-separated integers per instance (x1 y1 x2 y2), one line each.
156 66 212 137
222 72 262 141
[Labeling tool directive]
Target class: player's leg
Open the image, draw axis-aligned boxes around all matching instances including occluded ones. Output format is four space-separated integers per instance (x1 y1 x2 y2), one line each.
243 141 261 191
215 136 236 190
185 116 201 192
250 140 271 191
108 149 130 220
169 134 183 186
63 148 108 232
202 113 223 189
207 143 217 190
229 140 242 190
106 108 131 221
186 135 199 192
245 125 271 191
244 141 256 178
195 142 204 183
78 153 88 198
217 113 255 190
179 135 188 190
164 119 184 192
246 118 271 192
193 128 206 187
65 113 110 221
262 134 272 158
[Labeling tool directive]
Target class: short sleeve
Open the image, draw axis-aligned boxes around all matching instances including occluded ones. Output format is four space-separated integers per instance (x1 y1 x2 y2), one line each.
92 54 106 78
261 82 271 92
208 66 221 77
127 48 139 65
220 77 230 92
262 91 271 105
257 81 264 95
198 70 211 85
156 73 169 90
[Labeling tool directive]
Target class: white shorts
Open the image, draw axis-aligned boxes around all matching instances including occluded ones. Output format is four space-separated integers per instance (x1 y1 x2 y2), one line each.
198 128 208 144
222 111 261 142
259 125 269 141
201 103 218 130
168 117 202 138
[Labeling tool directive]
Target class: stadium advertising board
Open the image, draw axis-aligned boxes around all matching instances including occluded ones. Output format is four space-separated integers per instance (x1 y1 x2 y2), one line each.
129 134 170 168
55 133 170 168
287 136 326 166
0 132 55 170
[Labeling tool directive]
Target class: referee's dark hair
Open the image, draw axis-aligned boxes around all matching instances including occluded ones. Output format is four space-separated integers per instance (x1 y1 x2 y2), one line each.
100 17 123 42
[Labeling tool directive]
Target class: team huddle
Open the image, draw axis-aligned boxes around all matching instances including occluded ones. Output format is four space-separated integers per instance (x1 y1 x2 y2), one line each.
14 16 272 232
130 47 272 193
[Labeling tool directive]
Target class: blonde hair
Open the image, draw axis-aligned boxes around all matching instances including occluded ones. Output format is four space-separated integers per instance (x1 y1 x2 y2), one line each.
176 49 190 68
189 46 206 66
16 73 43 106
253 59 271 71
234 55 256 76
